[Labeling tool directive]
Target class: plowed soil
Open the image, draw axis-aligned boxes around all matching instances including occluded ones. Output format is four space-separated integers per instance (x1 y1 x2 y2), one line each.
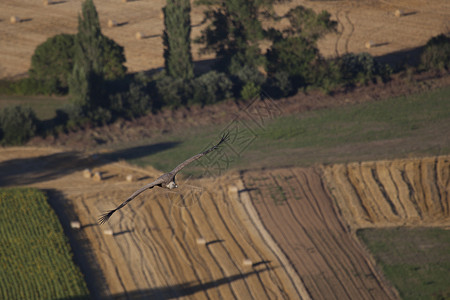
241 168 399 300
1 0 449 78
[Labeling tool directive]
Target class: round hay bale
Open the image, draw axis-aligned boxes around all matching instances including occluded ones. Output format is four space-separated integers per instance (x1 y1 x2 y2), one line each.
70 221 81 229
228 185 238 193
394 9 404 17
93 171 102 181
196 237 206 245
365 41 374 49
10 16 20 24
103 229 114 236
108 19 117 28
83 168 92 179
136 32 143 40
242 258 253 267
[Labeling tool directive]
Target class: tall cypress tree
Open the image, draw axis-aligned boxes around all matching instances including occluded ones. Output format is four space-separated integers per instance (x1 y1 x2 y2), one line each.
69 0 105 114
163 0 194 80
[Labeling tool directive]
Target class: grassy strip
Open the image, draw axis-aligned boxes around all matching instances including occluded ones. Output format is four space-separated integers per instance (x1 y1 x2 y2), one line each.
119 85 450 175
357 227 450 300
0 95 69 120
0 188 89 300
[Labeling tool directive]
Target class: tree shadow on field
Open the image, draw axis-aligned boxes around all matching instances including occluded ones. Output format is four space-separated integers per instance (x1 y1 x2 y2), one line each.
376 45 425 70
110 267 273 300
0 141 179 187
46 189 107 300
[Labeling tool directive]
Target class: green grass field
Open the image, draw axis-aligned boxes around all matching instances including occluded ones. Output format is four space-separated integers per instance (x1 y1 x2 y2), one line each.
0 188 89 300
0 95 69 120
113 85 450 175
358 227 450 300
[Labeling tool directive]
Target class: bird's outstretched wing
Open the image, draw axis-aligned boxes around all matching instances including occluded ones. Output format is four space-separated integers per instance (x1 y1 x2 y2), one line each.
169 132 230 176
98 178 164 224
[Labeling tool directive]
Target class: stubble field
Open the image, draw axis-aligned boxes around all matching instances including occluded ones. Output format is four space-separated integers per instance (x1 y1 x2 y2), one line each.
1 145 448 299
1 0 449 78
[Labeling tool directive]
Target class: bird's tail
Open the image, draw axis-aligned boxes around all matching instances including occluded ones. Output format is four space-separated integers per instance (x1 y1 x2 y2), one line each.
98 209 116 225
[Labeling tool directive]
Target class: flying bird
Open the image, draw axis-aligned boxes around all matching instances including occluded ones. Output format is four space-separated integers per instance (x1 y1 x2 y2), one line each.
98 132 230 224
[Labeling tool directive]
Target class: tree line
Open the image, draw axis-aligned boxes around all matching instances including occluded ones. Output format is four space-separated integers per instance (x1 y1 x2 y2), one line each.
0 0 449 145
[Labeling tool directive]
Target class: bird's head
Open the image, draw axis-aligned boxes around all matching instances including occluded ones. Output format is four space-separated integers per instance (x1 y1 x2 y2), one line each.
167 181 178 189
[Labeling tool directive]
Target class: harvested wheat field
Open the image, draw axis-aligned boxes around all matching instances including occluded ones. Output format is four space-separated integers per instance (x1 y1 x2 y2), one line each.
323 156 450 230
241 168 399 300
0 0 213 78
0 147 309 299
1 146 449 299
1 0 449 78
291 0 450 60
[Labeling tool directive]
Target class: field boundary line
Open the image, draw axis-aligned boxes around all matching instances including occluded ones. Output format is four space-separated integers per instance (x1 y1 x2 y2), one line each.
234 179 312 300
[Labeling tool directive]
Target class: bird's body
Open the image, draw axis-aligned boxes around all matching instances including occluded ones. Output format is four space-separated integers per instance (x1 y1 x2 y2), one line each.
98 133 229 224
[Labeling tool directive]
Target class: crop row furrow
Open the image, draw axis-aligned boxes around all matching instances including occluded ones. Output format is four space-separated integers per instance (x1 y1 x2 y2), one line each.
285 170 371 300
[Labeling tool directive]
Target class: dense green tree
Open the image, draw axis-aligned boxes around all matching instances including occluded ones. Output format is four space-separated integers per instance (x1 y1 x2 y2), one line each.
195 0 273 74
284 6 337 42
266 36 319 86
0 106 38 145
69 0 104 114
163 0 194 80
420 34 450 71
266 5 336 87
29 34 75 94
30 33 125 97
68 0 126 122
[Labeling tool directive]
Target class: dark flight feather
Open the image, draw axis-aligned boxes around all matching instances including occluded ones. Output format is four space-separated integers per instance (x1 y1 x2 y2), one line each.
98 132 229 224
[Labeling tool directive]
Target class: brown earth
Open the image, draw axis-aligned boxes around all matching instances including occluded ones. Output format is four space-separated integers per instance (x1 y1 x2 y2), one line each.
1 0 449 79
241 167 399 300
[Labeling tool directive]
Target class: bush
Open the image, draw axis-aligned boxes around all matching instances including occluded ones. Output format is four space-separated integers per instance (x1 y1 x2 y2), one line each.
190 71 232 105
285 6 337 42
110 74 153 118
311 58 343 93
263 71 294 98
155 74 191 108
339 53 391 86
232 65 265 97
240 81 261 101
420 34 450 71
0 106 38 145
266 36 319 88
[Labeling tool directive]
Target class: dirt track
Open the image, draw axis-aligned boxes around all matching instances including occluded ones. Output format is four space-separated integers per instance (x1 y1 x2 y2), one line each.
1 0 449 78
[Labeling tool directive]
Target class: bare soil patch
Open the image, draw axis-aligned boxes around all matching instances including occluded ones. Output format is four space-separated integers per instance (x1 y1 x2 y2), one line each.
1 0 449 78
241 167 399 300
